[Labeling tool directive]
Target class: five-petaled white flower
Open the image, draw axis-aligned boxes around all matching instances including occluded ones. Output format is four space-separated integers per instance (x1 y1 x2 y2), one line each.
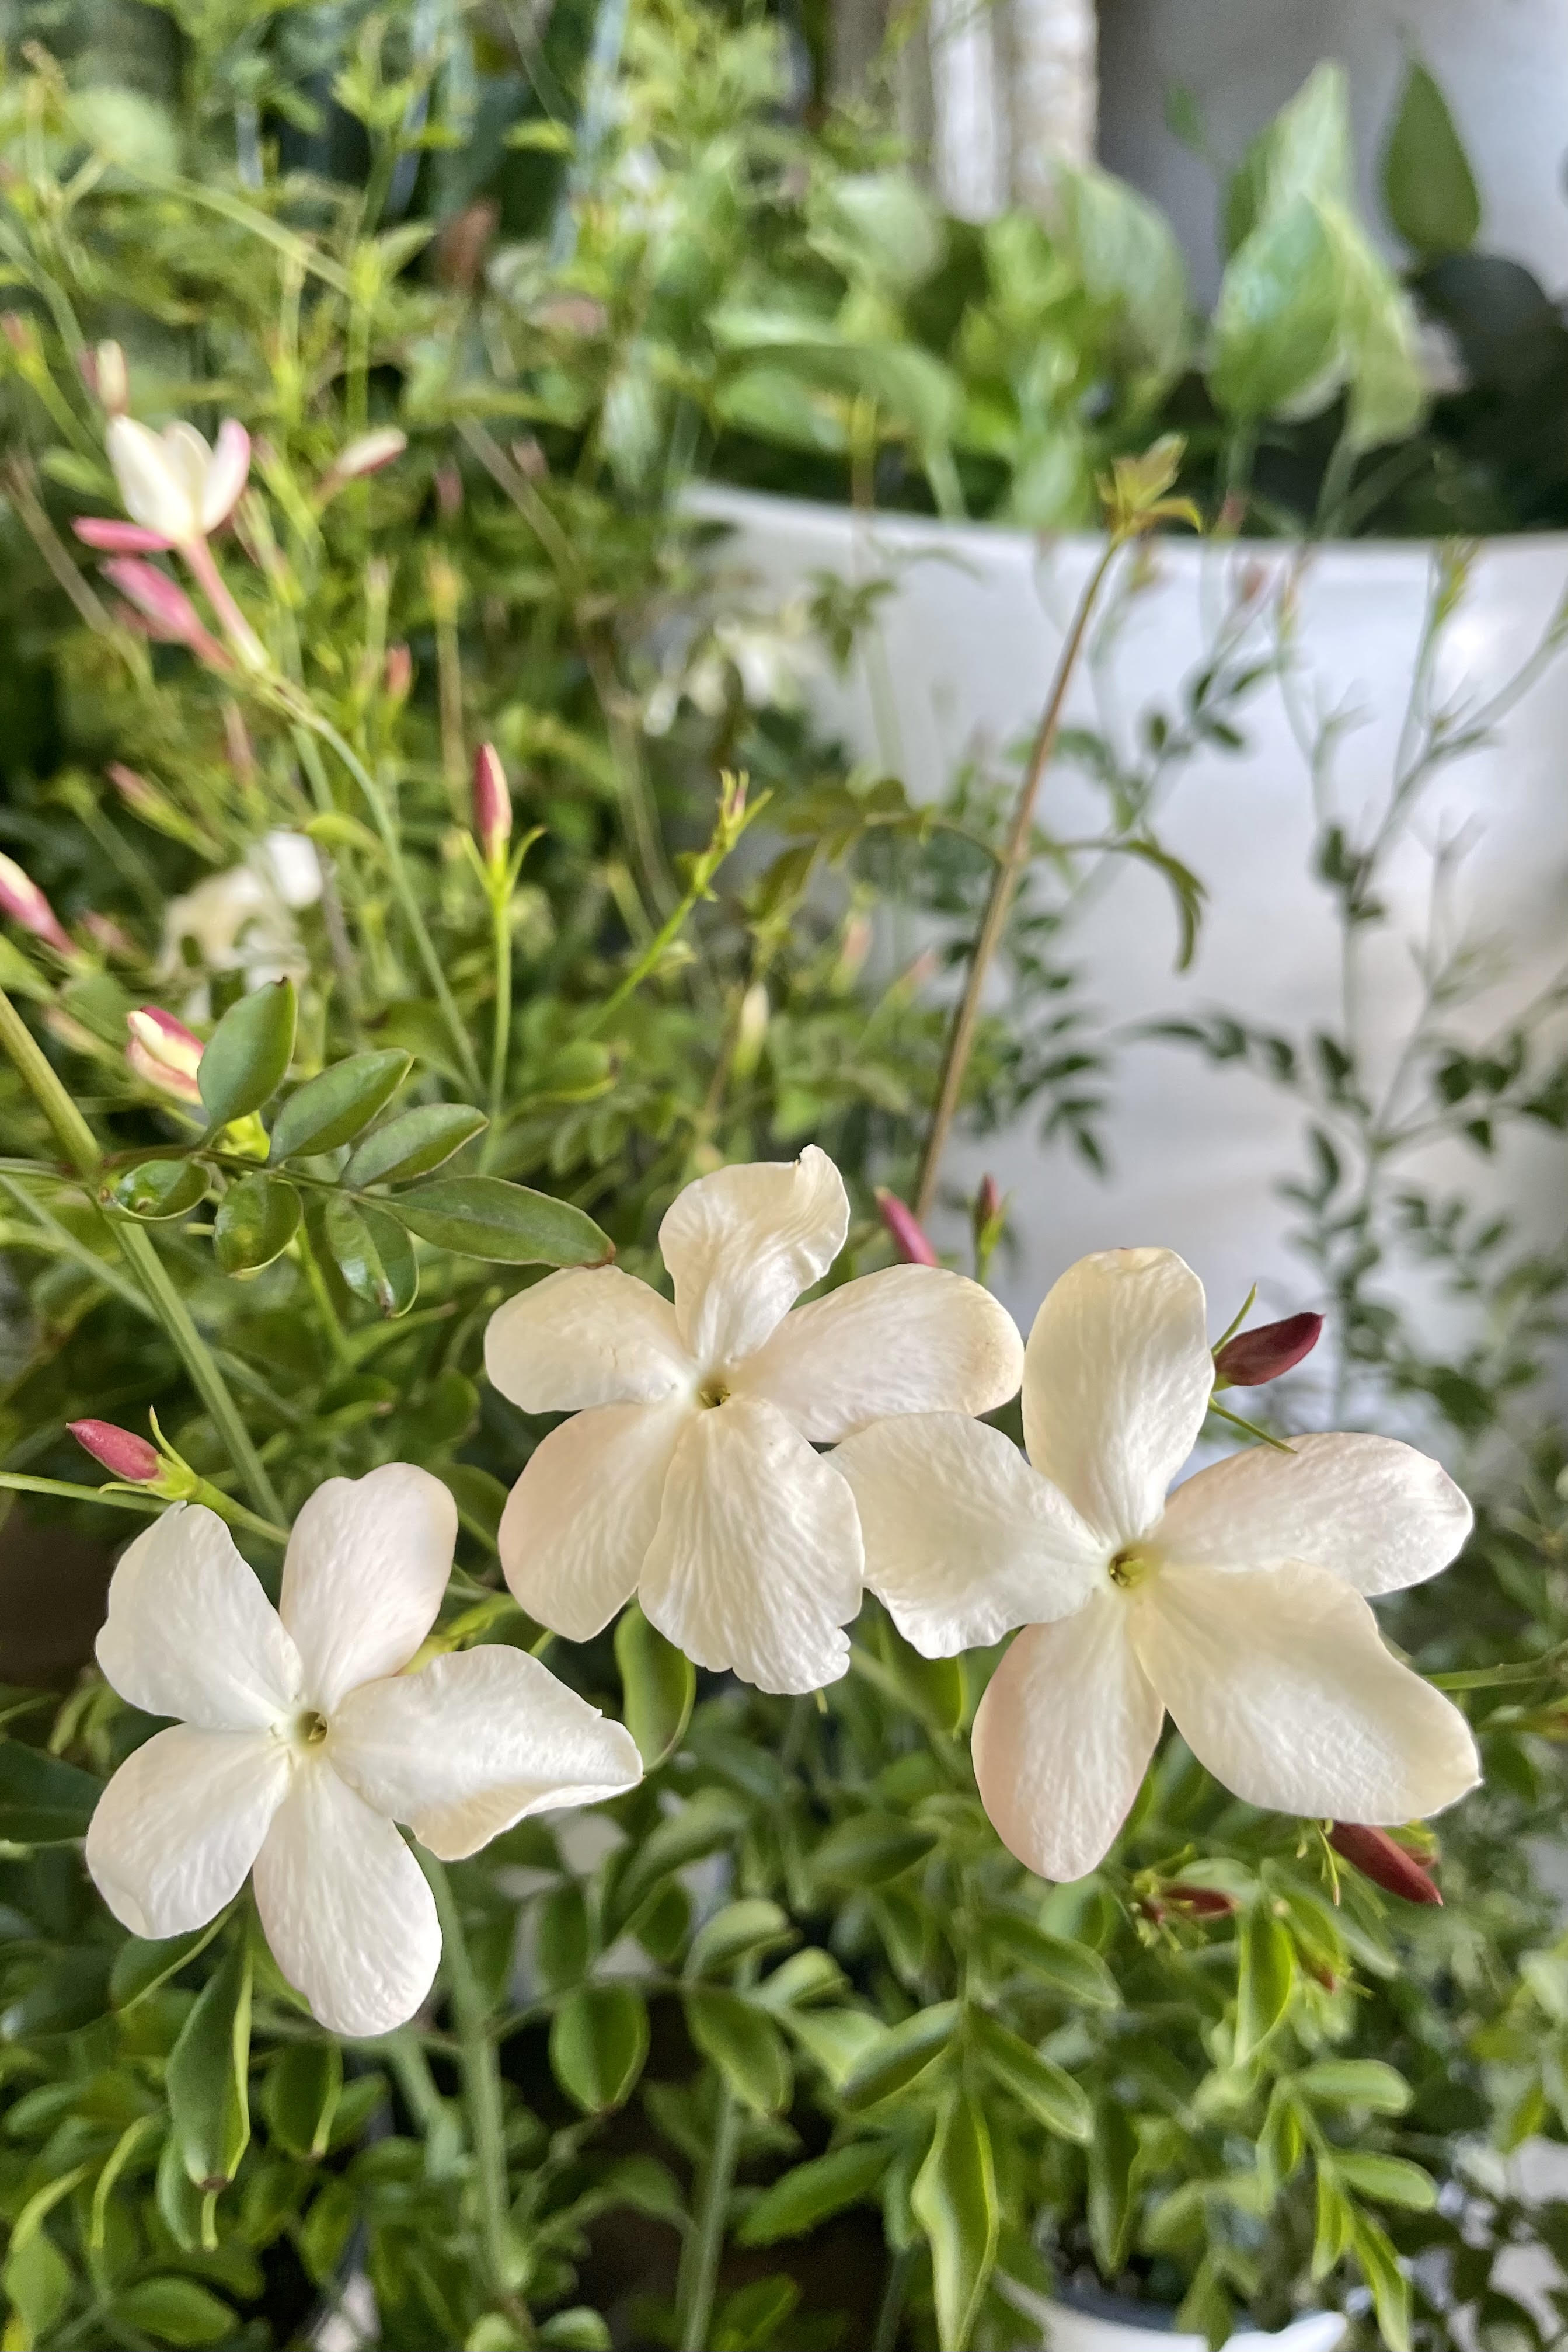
837 1247 1479 1880
85 1465 642 2036
93 417 252 550
483 1146 1024 1695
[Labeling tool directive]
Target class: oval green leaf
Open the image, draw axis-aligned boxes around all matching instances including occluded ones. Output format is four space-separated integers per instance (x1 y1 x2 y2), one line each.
198 979 297 1128
260 2040 343 2163
269 1050 412 1162
110 1158 207 1221
549 1984 649 2115
839 2001 957 2112
1382 60 1480 258
343 1102 488 1187
323 1196 418 1318
214 1173 301 1273
683 1988 792 2116
737 2141 892 2246
911 2089 998 2352
166 1943 252 2191
615 1602 695 1770
811 1811 938 1888
970 2010 1092 2141
390 1176 611 1266
0 1741 103 1843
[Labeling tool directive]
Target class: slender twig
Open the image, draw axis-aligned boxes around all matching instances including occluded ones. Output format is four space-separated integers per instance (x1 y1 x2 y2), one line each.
913 542 1123 1219
674 2077 740 2352
423 1858 524 2332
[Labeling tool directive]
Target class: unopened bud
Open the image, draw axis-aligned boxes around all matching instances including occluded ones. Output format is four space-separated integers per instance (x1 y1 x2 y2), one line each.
0 312 33 358
510 435 548 481
126 1005 204 1106
384 643 413 703
731 982 770 1083
82 912 136 960
89 339 128 415
1329 1822 1441 1907
473 743 511 866
102 559 229 667
222 702 256 786
1163 1882 1239 1919
1214 1311 1323 1388
434 200 499 291
321 427 407 494
876 1187 939 1268
68 1419 162 1483
831 912 872 992
0 851 71 955
434 465 463 522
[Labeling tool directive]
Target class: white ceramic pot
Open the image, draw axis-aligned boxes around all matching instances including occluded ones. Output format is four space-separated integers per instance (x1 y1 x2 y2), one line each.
1026 2298 1347 2352
691 486 1568 1354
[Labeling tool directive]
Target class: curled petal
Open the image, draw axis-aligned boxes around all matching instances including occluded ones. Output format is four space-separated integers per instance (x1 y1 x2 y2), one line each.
1023 1248 1212 1548
331 1647 642 1860
280 1464 457 1713
837 1413 1102 1655
484 1266 690 1414
500 1399 687 1642
252 1764 440 2037
658 1145 848 1367
200 420 251 531
971 1597 1164 1881
86 1726 288 1939
1158 1431 1473 1597
72 517 172 552
96 1505 302 1729
1133 1559 1480 1824
640 1395 863 1694
735 1265 1023 1441
107 416 198 541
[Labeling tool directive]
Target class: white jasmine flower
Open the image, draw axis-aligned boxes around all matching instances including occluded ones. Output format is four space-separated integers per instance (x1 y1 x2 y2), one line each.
836 1248 1479 1880
484 1147 1023 1695
643 601 817 737
85 1466 642 2036
162 832 321 1006
104 416 252 548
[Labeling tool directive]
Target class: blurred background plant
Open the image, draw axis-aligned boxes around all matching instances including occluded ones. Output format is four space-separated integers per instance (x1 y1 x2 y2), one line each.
0 3 1563 2350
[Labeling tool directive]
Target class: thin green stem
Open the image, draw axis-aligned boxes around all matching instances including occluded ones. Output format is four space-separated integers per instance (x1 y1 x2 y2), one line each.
872 2244 915 2352
423 1858 521 2327
0 990 283 1523
914 542 1122 1221
674 2077 741 2352
579 869 708 1039
0 1473 163 1518
487 889 513 1158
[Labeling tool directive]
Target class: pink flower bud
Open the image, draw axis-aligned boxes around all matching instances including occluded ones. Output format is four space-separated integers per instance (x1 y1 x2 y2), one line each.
320 428 407 493
222 701 256 786
510 436 548 481
1162 1883 1239 1919
435 464 463 521
977 1175 1003 1228
126 1005 204 1106
68 1419 162 1483
384 643 413 702
1 313 29 354
102 559 230 667
73 517 170 553
1214 1311 1323 1388
78 340 128 415
106 763 162 819
875 1187 939 1268
83 912 136 959
473 743 511 866
1329 1822 1441 1907
0 851 71 955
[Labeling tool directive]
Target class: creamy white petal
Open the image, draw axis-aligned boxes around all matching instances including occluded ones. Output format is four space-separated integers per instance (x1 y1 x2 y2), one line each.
483 1266 690 1413
971 1596 1164 1881
640 1394 862 1694
200 420 250 531
161 423 214 522
106 416 194 540
658 1146 848 1368
499 1400 688 1640
734 1266 1024 1441
1133 1559 1480 1824
837 1414 1103 1655
331 1647 643 1860
85 1725 288 1939
1157 1431 1473 1596
280 1464 457 1713
96 1506 302 1730
1022 1248 1212 1548
252 1763 440 2037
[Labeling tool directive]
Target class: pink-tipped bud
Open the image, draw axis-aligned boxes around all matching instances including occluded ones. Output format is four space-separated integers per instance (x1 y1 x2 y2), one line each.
69 1419 162 1483
102 559 229 667
510 435 548 482
1329 1822 1442 1907
321 427 407 492
222 701 256 786
384 643 413 702
82 912 136 960
977 1175 1003 1228
73 517 170 553
126 1005 204 1106
84 340 128 416
0 851 71 956
876 1187 939 1268
106 763 162 818
1214 1311 1323 1388
473 743 512 866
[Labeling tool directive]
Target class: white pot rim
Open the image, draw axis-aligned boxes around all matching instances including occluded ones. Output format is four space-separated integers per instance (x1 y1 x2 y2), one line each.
1008 2286 1349 2352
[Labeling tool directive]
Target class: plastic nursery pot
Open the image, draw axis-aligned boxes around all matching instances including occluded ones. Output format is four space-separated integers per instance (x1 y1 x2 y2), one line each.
1016 2285 1349 2352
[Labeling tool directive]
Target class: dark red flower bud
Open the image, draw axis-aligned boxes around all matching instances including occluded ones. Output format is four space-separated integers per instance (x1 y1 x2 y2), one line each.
1214 1311 1323 1387
875 1187 939 1268
69 1420 162 1483
1329 1822 1442 1906
1163 1883 1239 1918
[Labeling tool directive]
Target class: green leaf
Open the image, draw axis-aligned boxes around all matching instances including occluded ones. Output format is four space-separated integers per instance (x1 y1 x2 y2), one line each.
539 2311 612 2350
115 2278 235 2346
754 1949 848 2011
911 2090 998 2352
1209 196 1341 419
1056 162 1190 379
269 1049 412 1161
604 1787 744 1939
688 1900 797 1982
198 980 297 1127
2 2226 72 2344
684 1989 792 2116
1382 60 1480 256
1334 2152 1438 2211
1235 1907 1295 2063
978 1915 1120 2009
968 2012 1092 2142
390 1176 611 1266
214 1173 301 1273
343 1102 488 1186
1312 2165 1354 2281
713 2274 800 2351
839 2002 957 2112
536 1882 592 1994
615 1603 695 1769
110 1158 207 1221
737 2141 893 2245
1087 2100 1138 2276
811 1811 938 1888
260 2040 343 2162
111 1918 227 2012
1294 2058 1412 2115
0 1739 102 1842
1351 2212 1412 2352
166 1943 252 2191
323 1196 418 1317
549 1985 649 2114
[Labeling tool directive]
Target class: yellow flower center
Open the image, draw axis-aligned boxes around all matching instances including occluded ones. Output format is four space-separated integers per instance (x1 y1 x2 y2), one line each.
698 1378 731 1410
288 1709 330 1750
1107 1548 1153 1592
